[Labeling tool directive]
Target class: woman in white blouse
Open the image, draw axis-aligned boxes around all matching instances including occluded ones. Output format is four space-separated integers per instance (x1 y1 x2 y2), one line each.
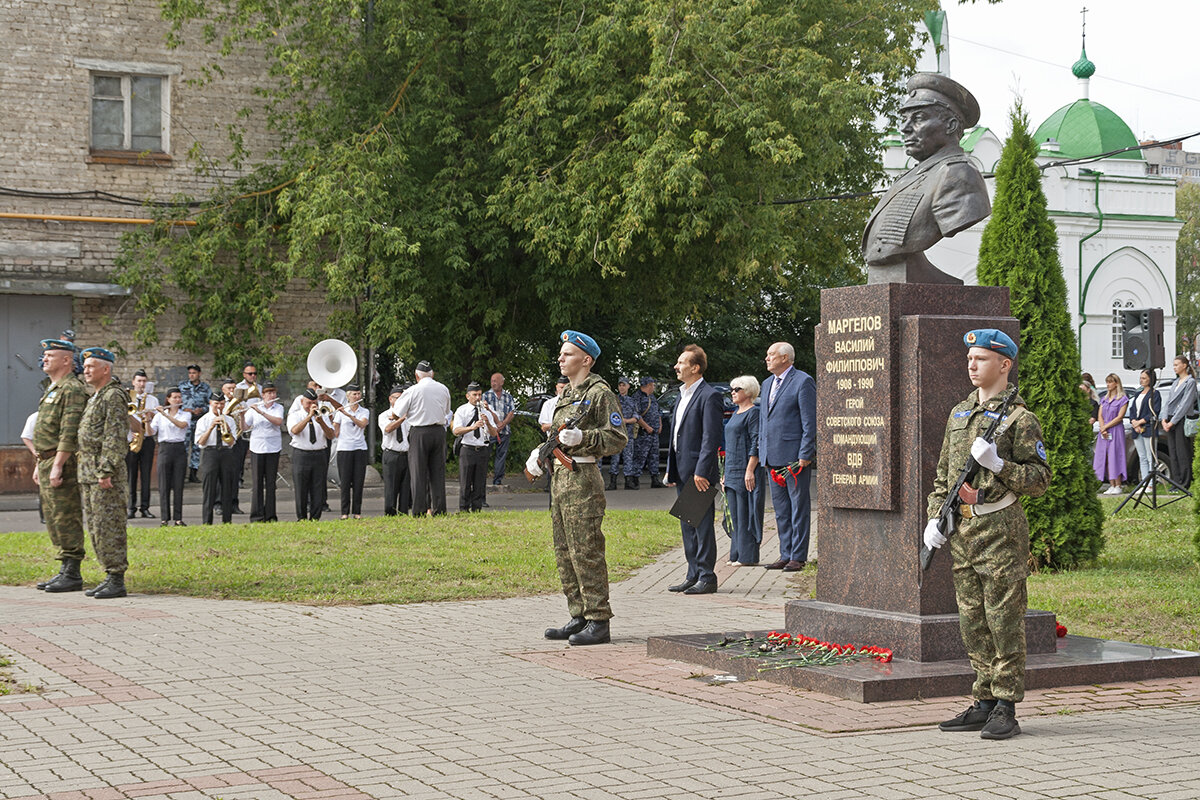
333 384 371 519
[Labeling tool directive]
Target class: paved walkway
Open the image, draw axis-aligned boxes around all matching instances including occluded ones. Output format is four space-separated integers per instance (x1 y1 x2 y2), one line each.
3 511 1200 799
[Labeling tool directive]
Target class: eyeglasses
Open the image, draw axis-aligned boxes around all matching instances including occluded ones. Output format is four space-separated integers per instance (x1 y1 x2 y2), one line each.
244 371 257 376
730 387 744 393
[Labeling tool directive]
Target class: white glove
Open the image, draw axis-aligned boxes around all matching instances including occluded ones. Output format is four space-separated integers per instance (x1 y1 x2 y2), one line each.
971 437 1004 473
525 448 544 478
558 427 583 446
923 519 947 550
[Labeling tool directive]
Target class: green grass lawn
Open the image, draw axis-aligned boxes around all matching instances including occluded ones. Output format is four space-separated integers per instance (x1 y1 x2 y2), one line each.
1028 496 1200 652
0 510 681 605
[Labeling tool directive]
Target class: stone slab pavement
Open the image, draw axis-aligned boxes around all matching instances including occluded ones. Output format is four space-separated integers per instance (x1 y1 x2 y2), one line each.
3 511 1200 799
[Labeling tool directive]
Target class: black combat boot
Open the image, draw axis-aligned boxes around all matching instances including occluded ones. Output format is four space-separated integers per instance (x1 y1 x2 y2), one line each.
650 474 666 488
545 617 588 640
939 699 996 732
568 620 610 646
85 575 109 597
625 476 638 490
606 473 617 490
979 700 1020 740
43 558 83 593
188 467 199 483
36 561 67 590
91 572 127 600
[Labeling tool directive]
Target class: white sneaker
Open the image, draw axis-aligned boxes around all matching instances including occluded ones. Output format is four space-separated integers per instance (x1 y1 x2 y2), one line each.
1106 486 1124 495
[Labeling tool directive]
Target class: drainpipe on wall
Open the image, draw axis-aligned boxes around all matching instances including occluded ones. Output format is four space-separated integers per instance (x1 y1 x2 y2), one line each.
1077 169 1104 365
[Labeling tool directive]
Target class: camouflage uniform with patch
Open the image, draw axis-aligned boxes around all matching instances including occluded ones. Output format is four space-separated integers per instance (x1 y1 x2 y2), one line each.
630 389 661 477
78 378 131 574
551 374 628 621
33 373 89 561
927 383 1051 703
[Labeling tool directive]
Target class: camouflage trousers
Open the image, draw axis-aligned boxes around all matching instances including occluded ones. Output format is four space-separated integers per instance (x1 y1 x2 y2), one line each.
550 463 612 620
629 431 658 476
38 456 86 561
610 429 636 475
950 503 1030 703
82 480 129 574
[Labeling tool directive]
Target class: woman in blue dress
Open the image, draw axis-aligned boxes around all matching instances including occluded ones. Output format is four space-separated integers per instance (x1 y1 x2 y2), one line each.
723 376 766 565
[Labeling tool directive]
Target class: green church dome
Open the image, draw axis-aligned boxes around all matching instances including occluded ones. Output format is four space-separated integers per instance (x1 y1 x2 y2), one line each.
1033 98 1143 161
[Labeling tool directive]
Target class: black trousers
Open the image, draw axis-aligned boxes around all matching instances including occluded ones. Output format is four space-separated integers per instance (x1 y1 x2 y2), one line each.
157 441 187 521
250 450 280 522
200 446 238 524
382 449 411 516
125 438 156 512
408 424 447 516
1166 422 1194 489
234 436 250 485
292 449 328 520
458 445 489 511
338 448 368 516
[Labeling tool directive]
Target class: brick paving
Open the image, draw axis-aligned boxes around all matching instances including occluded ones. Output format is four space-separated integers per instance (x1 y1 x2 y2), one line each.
3 515 1200 799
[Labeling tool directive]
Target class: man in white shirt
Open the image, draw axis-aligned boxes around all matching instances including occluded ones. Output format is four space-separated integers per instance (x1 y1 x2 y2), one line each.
232 362 263 493
288 388 336 520
333 383 371 519
243 382 285 522
453 382 499 512
379 385 412 516
125 369 160 519
392 360 452 516
195 391 239 525
149 388 192 525
21 411 43 524
217 378 247 515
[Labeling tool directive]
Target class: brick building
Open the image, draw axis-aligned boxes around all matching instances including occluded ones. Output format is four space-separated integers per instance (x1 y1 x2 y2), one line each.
1 1 330 486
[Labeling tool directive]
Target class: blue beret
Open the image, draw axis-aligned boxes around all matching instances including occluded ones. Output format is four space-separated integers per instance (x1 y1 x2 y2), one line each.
80 347 115 363
41 338 77 353
964 328 1017 359
560 330 600 359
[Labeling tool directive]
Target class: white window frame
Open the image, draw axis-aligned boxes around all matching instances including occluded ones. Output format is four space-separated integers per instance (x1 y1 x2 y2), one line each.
74 57 178 157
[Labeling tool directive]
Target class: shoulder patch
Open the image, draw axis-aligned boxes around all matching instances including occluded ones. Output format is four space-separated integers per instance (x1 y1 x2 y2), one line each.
1036 441 1048 462
610 411 622 426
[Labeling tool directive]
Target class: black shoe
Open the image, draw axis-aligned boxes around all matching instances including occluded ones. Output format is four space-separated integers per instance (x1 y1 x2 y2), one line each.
650 475 666 488
174 520 187 526
607 473 618 490
84 576 110 597
141 510 155 518
625 476 637 490
668 579 696 593
568 620 610 646
187 468 199 483
684 581 717 595
783 560 806 572
939 700 996 732
979 701 1020 740
632 476 641 489
127 509 137 519
161 520 170 527
545 617 588 640
36 561 67 590
44 558 83 593
232 506 246 515
91 572 127 600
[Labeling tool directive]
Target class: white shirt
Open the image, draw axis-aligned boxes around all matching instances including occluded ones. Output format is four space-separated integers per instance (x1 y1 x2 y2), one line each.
453 402 497 447
288 407 332 451
235 379 264 410
538 396 558 434
127 392 160 442
768 365 793 410
379 410 410 452
672 377 705 452
334 403 370 451
21 411 37 442
393 376 452 427
243 401 285 454
150 408 192 443
195 411 238 449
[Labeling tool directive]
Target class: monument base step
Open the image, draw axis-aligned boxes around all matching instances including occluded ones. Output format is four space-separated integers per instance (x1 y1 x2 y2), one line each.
646 631 1200 703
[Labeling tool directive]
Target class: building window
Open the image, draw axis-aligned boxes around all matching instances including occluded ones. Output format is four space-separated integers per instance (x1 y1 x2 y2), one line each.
1112 298 1135 358
91 73 167 153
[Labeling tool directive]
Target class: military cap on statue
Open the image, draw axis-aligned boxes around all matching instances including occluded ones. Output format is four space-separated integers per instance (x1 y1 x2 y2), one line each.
964 328 1017 359
41 338 77 352
80 347 115 363
898 73 980 128
560 330 600 359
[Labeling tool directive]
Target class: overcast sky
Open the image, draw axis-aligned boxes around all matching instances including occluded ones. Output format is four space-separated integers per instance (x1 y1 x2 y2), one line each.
913 0 1200 144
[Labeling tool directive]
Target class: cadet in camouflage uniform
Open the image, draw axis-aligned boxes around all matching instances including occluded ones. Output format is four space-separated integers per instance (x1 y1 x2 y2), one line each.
606 377 638 490
925 329 1051 740
32 337 89 593
77 347 133 599
526 331 627 646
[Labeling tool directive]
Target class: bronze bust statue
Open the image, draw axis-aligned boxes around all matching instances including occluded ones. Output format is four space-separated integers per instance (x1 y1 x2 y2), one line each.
863 74 991 285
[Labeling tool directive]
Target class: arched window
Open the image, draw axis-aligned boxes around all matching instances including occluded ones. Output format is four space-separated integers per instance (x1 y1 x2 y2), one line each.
1112 298 1136 358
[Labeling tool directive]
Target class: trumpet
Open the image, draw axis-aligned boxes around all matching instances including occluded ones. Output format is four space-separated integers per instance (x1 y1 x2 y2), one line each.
217 415 236 447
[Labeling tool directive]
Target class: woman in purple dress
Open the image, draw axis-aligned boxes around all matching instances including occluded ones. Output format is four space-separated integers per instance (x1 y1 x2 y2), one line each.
1093 373 1129 495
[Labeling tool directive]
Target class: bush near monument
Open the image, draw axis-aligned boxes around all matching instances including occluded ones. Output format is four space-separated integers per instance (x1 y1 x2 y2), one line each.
975 103 1104 569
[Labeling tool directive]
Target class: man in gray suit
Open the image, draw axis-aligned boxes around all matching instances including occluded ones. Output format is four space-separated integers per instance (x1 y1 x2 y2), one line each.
863 73 991 285
759 342 816 571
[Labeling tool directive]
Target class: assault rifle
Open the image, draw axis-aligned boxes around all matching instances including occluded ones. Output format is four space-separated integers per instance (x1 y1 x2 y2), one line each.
525 400 591 481
920 387 1018 571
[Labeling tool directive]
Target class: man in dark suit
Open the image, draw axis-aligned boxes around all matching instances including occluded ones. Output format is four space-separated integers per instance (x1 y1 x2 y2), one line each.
759 342 816 571
666 345 725 595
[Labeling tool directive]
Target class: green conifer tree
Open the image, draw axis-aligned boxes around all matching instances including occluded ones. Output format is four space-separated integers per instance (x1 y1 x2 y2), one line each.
976 103 1104 569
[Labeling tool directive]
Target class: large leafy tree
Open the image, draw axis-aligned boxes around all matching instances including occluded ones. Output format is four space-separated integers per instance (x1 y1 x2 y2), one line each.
1175 181 1200 348
117 0 933 387
976 103 1104 569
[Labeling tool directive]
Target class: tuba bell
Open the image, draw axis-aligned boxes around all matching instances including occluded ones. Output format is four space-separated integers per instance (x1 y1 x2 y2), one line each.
307 339 358 389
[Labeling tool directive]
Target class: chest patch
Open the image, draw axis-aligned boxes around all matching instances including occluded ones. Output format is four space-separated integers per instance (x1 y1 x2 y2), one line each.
953 410 972 419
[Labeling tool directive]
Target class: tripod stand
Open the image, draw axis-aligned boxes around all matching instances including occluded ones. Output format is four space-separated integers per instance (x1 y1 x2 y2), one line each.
1113 411 1191 515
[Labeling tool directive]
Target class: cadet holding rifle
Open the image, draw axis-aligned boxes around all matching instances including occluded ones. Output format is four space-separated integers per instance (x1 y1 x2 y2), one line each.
923 329 1050 740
